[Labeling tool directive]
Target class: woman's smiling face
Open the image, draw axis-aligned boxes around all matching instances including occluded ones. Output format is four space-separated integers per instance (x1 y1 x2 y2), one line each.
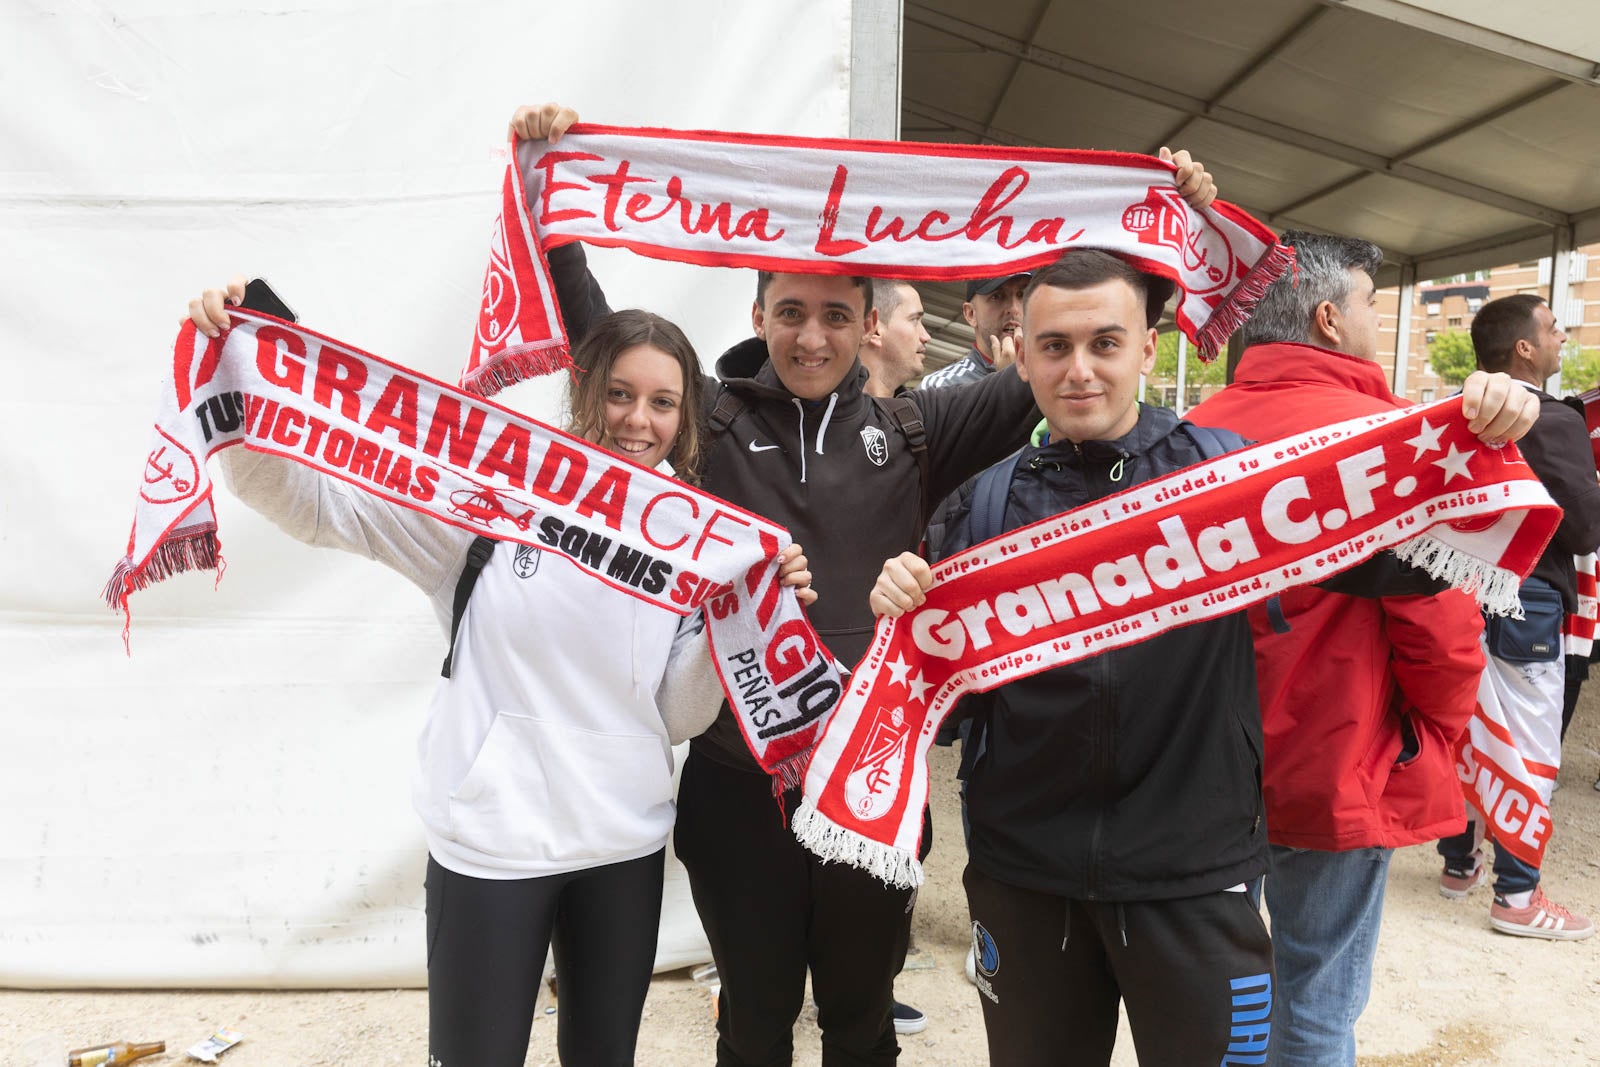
597 343 684 469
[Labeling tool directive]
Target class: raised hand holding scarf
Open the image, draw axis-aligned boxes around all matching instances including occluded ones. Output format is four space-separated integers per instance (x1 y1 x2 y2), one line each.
107 311 840 785
464 125 1291 394
794 402 1560 886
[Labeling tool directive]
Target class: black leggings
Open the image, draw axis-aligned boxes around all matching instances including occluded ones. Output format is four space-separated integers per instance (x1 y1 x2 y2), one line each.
425 849 665 1067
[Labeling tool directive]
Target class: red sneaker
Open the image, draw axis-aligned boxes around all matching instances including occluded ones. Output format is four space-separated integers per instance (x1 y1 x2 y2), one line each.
1489 888 1595 941
1438 862 1486 900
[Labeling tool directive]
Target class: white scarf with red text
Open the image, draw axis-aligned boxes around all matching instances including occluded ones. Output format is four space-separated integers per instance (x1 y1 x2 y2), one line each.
107 311 841 786
463 125 1291 395
793 400 1560 887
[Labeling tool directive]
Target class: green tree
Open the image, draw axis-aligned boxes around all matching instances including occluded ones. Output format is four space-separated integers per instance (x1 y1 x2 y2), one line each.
1427 329 1477 384
1143 331 1225 407
1561 344 1600 396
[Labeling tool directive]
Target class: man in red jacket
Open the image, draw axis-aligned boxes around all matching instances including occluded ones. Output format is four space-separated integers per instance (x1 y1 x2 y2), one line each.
1187 231 1520 1067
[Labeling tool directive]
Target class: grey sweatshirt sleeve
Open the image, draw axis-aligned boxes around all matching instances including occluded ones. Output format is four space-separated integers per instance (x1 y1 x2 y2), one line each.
218 448 474 624
655 610 724 746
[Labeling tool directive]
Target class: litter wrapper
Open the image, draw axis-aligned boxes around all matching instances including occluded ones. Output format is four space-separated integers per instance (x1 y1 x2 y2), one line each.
185 1027 243 1063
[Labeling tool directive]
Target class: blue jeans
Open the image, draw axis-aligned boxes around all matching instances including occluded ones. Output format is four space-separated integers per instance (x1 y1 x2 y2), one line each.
1263 845 1392 1067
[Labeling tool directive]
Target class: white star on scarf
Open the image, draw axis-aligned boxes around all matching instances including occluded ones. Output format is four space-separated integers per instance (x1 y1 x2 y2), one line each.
1404 418 1446 460
886 653 912 687
1434 443 1475 484
906 670 933 705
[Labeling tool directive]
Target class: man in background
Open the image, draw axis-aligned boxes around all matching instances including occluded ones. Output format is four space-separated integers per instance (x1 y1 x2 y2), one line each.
1436 293 1600 942
860 278 931 398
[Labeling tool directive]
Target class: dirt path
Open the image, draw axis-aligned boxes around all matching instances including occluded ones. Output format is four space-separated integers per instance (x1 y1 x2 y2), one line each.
6 700 1599 1065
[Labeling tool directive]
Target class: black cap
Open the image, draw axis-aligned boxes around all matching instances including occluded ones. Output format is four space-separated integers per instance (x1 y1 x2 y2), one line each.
965 273 1031 301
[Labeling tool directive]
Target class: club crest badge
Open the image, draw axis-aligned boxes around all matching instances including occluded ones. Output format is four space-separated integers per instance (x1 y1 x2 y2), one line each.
971 921 1000 977
477 212 521 349
140 428 199 505
844 704 910 820
512 543 542 578
860 425 888 467
1121 184 1237 298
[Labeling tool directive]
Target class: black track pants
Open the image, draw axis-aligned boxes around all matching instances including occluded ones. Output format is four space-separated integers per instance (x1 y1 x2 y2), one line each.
965 864 1275 1067
674 747 919 1067
425 849 665 1067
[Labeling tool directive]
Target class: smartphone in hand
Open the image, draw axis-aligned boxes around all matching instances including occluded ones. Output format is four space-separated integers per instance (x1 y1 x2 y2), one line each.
240 278 297 323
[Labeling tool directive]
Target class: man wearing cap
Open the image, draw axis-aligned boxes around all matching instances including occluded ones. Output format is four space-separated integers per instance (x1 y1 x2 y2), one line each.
919 272 1030 388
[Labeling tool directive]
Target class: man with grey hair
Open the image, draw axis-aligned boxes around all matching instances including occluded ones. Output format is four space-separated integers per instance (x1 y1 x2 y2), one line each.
1186 230 1537 1066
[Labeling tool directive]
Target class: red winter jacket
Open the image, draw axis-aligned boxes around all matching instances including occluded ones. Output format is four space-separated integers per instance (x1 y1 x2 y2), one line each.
1187 343 1485 850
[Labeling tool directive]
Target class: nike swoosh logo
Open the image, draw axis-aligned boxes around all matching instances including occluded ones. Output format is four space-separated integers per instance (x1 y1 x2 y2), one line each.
747 441 782 452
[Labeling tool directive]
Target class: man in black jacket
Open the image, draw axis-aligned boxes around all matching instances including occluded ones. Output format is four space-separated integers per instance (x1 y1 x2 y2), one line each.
1436 293 1600 941
513 101 1217 1066
870 250 1271 1066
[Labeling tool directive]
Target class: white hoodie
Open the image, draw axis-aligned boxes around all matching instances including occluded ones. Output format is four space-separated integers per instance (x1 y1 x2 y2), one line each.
221 450 721 880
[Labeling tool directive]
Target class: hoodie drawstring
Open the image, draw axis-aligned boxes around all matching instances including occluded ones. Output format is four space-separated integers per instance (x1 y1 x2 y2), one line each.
814 393 838 455
792 398 808 483
791 393 840 484
1109 455 1127 483
1117 903 1128 947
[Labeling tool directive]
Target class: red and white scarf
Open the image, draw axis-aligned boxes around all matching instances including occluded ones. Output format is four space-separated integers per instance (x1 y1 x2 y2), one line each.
1565 553 1598 657
464 125 1291 394
1457 668 1561 869
793 401 1560 887
107 311 841 785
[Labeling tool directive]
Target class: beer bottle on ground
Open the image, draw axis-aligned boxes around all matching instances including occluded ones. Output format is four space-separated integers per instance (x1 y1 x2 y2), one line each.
67 1040 166 1066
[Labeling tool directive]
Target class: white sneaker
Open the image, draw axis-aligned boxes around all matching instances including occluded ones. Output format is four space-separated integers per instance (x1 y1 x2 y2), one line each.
891 1001 927 1035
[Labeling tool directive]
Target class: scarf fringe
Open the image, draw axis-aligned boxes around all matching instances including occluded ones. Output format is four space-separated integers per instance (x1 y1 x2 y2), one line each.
462 341 573 398
1392 534 1524 617
101 529 221 610
790 799 924 889
1195 243 1296 361
768 750 812 795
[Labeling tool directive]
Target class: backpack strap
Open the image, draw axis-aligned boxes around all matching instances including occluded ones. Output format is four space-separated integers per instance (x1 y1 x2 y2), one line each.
880 393 930 527
1180 421 1249 461
441 535 498 679
708 386 929 523
967 448 1027 546
949 445 1025 779
1181 421 1287 627
708 387 747 435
